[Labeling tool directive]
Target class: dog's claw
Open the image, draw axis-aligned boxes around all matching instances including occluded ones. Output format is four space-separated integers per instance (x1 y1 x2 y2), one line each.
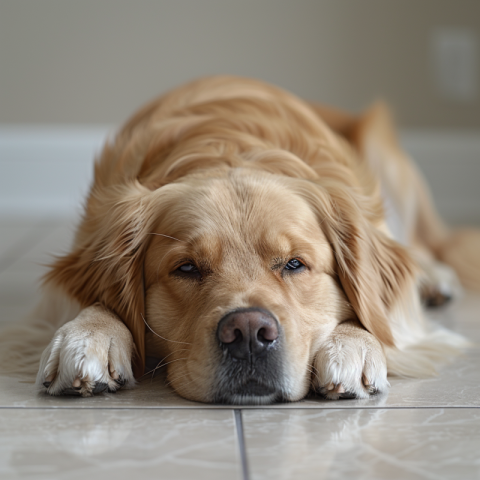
339 392 357 399
92 382 108 394
62 388 82 396
115 377 127 386
365 385 378 394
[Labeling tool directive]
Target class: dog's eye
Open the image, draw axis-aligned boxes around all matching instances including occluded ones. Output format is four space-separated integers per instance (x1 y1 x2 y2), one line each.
284 258 305 272
178 263 197 273
174 263 201 279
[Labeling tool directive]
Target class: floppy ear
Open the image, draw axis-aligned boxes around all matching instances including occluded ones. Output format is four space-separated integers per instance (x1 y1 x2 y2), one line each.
44 180 158 378
301 182 416 347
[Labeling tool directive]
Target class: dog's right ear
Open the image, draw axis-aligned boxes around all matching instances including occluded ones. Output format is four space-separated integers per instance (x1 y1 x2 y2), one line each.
296 179 416 348
44 179 160 378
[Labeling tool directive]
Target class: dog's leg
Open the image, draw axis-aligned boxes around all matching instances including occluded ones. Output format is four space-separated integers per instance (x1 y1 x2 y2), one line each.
36 303 135 397
312 320 389 400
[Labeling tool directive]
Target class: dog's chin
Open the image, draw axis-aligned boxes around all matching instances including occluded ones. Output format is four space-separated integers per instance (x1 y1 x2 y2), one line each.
213 380 285 405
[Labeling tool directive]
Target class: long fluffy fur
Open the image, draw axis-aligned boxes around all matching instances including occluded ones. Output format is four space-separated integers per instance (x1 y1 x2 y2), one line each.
1 75 477 395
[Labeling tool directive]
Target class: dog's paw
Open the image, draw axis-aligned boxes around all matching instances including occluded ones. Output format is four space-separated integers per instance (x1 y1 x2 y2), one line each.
312 320 389 400
36 304 135 397
417 258 462 308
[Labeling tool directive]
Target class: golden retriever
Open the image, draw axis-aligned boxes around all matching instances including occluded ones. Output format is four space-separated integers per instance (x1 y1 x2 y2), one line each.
5 76 480 404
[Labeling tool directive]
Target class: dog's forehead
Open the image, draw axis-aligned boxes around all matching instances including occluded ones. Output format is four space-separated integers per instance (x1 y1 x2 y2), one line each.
146 171 335 273
167 172 322 243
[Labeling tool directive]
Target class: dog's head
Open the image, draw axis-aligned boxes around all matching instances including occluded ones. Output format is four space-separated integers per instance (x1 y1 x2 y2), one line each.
143 169 349 403
46 97 414 404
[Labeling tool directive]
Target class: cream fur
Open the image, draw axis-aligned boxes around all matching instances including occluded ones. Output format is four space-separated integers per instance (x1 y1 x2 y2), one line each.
36 304 135 397
0 75 478 404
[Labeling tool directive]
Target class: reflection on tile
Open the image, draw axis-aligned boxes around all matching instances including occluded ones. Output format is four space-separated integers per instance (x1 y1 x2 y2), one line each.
243 409 480 480
0 409 241 480
0 373 200 409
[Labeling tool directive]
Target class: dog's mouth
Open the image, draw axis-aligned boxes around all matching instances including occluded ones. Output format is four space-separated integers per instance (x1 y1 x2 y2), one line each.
237 379 276 396
214 380 283 405
213 378 286 405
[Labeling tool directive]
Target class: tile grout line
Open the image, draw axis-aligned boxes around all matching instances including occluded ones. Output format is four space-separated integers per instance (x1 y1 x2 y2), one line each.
0 405 479 410
234 409 250 480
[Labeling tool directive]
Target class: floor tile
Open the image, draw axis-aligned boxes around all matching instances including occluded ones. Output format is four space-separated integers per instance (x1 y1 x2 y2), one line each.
0 223 77 319
242 408 480 480
0 223 48 271
0 305 39 326
4 224 75 265
0 409 242 480
18 223 76 263
0 263 47 307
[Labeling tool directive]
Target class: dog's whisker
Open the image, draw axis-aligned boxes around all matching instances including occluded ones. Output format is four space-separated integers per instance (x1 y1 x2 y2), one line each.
147 233 185 243
306 362 321 383
141 313 192 345
155 358 189 369
152 355 190 375
165 371 192 389
142 349 191 378
149 358 189 383
307 362 318 373
169 378 197 392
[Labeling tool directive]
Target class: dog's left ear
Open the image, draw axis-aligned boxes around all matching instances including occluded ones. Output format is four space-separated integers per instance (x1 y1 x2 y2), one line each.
44 180 158 377
300 182 416 347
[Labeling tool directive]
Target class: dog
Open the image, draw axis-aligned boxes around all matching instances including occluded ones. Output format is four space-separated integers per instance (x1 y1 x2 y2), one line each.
5 76 480 404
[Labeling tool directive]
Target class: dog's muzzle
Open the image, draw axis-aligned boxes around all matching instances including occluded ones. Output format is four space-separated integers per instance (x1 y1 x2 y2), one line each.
213 308 286 404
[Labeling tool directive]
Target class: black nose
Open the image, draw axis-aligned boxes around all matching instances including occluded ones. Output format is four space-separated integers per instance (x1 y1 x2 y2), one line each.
217 308 279 361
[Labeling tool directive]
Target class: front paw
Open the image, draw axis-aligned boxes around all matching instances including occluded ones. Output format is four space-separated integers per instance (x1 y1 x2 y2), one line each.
313 320 389 400
36 305 135 397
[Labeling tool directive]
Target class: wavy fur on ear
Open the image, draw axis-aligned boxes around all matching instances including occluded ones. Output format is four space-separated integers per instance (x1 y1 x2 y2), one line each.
44 178 158 377
294 179 416 348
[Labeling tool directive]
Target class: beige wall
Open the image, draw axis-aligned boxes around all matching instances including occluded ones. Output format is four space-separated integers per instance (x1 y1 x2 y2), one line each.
1 0 479 127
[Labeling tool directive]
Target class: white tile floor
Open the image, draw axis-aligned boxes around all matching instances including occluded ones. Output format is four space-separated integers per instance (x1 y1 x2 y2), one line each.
1 219 480 480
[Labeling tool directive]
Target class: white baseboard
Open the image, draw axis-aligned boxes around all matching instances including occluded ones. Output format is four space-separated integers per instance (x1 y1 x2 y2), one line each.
0 127 479 225
0 126 111 220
